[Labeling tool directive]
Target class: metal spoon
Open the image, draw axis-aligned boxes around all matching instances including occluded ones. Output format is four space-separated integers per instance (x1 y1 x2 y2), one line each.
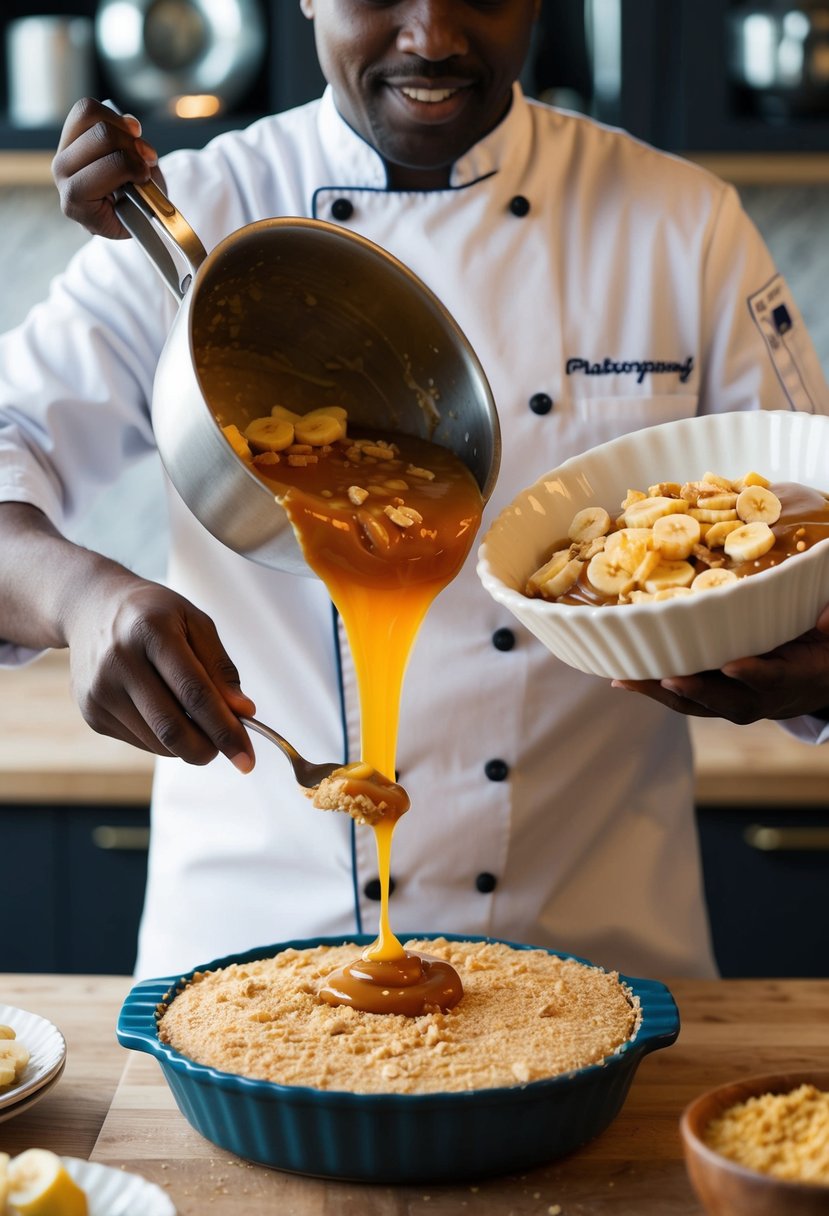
241 716 341 788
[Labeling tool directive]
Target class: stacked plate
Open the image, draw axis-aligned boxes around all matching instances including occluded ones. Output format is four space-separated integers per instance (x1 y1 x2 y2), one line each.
0 1003 66 1123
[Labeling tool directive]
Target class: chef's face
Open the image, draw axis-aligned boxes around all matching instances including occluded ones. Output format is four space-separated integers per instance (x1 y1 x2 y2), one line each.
299 0 541 188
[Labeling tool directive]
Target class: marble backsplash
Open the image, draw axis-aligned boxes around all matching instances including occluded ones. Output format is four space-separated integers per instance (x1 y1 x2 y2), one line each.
1 180 828 579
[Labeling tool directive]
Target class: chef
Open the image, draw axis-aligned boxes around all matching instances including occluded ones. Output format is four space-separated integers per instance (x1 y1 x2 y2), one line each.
1 0 828 981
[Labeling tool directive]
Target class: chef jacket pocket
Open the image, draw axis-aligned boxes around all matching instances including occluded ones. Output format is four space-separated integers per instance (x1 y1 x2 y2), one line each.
570 394 698 449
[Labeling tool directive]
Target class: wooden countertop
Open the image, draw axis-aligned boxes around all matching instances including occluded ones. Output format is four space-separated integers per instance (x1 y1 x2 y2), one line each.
1 649 828 807
1 973 828 1213
0 651 153 805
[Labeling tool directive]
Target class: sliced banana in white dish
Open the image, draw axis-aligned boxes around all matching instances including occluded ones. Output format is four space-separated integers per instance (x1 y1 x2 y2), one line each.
0 1005 65 1111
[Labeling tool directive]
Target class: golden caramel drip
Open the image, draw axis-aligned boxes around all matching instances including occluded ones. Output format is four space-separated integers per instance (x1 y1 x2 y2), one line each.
254 429 482 1012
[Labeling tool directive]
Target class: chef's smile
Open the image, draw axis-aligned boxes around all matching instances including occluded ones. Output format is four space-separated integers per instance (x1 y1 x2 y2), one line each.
386 78 473 124
300 0 540 187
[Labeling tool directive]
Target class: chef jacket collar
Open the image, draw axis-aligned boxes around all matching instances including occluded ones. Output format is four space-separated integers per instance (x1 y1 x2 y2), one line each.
316 82 532 190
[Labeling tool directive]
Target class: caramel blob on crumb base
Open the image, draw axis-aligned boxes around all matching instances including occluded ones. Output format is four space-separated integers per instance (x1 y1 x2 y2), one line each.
318 949 464 1016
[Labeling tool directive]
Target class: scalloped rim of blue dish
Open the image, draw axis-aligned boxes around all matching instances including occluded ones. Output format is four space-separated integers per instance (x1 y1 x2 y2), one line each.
118 933 680 1104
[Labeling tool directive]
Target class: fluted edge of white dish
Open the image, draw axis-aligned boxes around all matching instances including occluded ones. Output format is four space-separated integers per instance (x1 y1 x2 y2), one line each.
63 1158 176 1216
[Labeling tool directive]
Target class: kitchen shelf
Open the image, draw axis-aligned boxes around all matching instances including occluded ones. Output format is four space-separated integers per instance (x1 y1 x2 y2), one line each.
2 650 828 808
0 112 270 185
0 113 262 153
687 152 829 185
4 0 829 180
5 149 829 190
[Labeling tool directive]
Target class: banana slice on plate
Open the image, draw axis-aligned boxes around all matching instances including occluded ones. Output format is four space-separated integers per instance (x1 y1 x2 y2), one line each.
704 520 743 549
724 521 776 563
537 557 584 600
732 470 771 492
736 485 782 525
587 550 638 596
567 506 611 543
525 549 572 596
0 1037 29 1086
695 491 738 512
6 1149 87 1216
642 560 696 594
692 567 739 592
623 495 688 529
651 513 701 560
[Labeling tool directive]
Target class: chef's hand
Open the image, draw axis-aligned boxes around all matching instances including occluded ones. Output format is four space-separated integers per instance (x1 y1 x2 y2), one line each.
613 601 829 723
65 568 257 771
52 98 164 240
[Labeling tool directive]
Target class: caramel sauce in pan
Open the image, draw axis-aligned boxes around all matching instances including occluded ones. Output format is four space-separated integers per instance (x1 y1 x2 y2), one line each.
561 481 829 607
255 431 483 1014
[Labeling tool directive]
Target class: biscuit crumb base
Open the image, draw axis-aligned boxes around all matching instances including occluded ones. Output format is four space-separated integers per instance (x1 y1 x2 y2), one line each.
157 939 640 1094
703 1084 829 1184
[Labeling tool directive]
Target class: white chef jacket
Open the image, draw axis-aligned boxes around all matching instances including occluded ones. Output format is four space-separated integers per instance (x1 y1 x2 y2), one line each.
2 86 828 982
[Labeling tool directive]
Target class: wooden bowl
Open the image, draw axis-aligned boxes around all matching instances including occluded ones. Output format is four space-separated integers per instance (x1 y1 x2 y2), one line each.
680 1071 829 1215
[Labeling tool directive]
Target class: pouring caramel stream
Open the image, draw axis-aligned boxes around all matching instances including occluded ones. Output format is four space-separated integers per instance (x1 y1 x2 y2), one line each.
256 429 483 1014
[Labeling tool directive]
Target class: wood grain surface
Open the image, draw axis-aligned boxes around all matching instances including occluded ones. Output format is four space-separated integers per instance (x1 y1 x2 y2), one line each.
0 651 153 805
2 650 829 806
2 974 828 1214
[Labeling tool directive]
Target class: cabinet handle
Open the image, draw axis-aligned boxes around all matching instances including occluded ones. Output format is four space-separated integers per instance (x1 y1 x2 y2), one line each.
91 825 150 852
744 825 829 853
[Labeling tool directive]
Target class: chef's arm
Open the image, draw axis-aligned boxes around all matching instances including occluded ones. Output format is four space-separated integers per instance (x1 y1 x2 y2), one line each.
0 501 256 770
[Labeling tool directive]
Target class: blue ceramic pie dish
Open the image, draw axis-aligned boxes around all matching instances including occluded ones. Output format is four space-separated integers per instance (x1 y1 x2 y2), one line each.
117 933 680 1183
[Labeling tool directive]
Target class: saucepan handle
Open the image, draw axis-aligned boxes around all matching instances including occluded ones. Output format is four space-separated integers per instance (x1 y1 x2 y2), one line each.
103 100 207 300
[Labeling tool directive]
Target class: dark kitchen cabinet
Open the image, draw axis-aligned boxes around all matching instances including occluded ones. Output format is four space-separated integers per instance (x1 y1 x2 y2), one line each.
628 0 829 153
535 0 829 154
696 803 829 978
2 799 827 977
0 805 149 975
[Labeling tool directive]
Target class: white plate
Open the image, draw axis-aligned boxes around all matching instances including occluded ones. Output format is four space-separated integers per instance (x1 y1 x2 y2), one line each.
63 1158 176 1216
0 1004 66 1109
0 1060 65 1124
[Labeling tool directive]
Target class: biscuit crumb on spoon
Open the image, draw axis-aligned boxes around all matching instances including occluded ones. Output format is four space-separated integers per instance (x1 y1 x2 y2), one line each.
306 762 411 825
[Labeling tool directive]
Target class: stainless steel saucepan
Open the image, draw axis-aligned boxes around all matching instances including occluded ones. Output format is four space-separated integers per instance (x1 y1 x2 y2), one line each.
113 176 501 576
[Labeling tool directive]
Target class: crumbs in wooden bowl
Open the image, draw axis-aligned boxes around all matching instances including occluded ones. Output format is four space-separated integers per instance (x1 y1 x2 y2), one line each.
703 1084 829 1184
156 938 640 1095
